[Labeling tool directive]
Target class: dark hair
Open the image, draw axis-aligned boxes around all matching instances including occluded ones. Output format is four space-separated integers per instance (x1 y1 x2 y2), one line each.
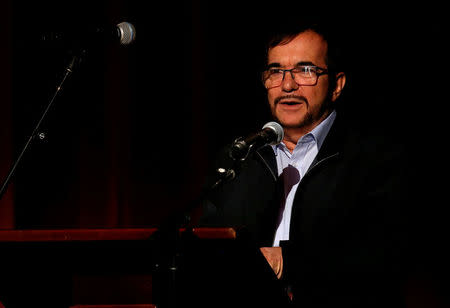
263 17 346 87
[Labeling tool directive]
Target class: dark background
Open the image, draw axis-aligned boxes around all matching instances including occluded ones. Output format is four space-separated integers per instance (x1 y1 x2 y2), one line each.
0 1 447 229
0 1 449 307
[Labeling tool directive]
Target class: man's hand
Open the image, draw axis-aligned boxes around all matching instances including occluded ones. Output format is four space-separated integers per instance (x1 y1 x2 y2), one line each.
260 247 283 279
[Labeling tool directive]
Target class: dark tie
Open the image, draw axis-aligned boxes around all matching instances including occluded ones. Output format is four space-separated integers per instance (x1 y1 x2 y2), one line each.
275 164 300 228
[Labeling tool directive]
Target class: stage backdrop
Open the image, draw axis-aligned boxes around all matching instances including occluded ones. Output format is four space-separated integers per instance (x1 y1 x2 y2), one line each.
0 0 447 231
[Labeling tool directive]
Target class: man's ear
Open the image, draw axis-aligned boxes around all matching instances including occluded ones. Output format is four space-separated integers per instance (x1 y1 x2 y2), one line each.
331 72 346 102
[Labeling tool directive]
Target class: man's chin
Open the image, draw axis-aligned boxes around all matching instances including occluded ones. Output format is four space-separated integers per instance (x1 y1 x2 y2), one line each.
272 109 313 128
275 118 307 129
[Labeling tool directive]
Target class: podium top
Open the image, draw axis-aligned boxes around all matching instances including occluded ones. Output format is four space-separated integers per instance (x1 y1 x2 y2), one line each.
0 227 236 242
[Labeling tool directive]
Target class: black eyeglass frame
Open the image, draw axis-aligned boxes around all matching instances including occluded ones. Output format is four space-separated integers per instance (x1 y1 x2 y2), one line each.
262 65 329 89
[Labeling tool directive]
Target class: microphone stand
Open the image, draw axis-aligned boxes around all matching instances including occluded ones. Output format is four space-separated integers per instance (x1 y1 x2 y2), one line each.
152 157 243 308
0 52 84 202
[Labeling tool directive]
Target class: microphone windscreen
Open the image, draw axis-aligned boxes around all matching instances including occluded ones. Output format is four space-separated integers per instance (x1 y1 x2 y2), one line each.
117 22 136 45
262 122 284 145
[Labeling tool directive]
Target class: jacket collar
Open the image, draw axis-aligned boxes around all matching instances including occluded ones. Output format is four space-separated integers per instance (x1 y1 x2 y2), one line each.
255 145 278 181
311 112 343 167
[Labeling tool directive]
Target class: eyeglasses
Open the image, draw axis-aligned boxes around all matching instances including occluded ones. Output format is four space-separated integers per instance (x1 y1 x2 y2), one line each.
262 65 329 89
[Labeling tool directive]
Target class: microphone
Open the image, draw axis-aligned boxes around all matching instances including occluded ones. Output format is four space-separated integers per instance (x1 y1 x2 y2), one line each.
230 121 284 160
41 21 136 46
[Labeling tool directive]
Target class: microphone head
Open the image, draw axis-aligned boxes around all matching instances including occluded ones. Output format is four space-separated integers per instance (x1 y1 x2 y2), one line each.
262 121 284 145
117 22 136 45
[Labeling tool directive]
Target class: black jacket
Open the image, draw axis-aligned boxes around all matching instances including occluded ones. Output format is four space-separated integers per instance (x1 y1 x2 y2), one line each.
201 114 413 307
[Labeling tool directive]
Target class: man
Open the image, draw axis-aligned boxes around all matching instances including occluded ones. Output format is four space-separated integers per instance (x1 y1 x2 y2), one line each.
200 19 411 308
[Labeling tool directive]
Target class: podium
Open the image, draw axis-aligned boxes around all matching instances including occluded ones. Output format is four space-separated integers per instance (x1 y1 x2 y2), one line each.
0 228 236 308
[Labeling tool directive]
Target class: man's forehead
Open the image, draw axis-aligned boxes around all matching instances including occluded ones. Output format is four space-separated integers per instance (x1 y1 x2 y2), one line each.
267 31 328 66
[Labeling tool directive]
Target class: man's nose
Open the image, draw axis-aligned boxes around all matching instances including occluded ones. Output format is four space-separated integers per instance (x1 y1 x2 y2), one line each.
281 71 299 92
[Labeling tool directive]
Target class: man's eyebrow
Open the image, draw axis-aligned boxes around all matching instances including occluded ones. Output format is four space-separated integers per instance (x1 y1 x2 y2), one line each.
266 62 281 68
296 61 315 66
266 61 316 68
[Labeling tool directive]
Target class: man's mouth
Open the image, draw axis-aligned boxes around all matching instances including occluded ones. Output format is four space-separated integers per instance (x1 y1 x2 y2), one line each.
279 101 302 105
275 95 307 106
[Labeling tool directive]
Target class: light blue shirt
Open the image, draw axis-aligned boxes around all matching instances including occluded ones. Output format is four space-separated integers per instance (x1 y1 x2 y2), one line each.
272 110 336 247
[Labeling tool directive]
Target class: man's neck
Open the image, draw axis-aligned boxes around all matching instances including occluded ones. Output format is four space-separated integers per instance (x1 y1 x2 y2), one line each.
283 128 309 152
282 110 334 153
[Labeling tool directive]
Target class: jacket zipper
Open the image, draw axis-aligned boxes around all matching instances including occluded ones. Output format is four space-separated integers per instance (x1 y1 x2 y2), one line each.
302 152 340 182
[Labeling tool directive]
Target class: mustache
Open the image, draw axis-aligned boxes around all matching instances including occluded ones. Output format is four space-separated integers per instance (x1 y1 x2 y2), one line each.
274 95 308 105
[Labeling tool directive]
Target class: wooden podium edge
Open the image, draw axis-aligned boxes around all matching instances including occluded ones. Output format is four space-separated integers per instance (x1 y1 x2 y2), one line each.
0 227 236 242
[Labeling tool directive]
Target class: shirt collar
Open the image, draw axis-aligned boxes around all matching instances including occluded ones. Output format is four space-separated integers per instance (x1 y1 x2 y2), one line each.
310 109 336 149
272 110 337 155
